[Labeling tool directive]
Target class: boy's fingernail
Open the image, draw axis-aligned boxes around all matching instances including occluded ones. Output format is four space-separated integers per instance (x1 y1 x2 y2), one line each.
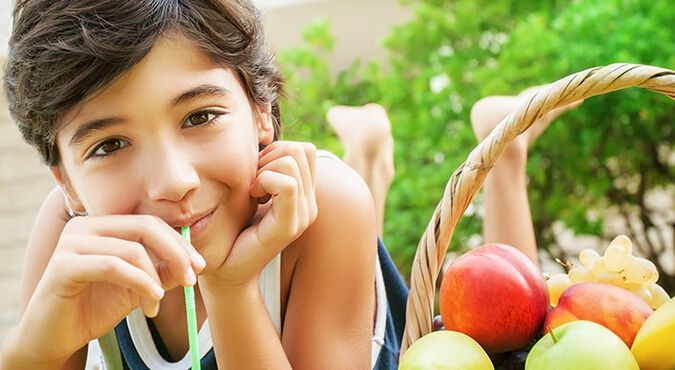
185 268 197 286
152 284 165 300
191 250 206 270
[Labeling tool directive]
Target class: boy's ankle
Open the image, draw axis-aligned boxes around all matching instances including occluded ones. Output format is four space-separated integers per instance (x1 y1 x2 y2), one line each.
494 139 528 168
343 134 393 161
327 103 393 154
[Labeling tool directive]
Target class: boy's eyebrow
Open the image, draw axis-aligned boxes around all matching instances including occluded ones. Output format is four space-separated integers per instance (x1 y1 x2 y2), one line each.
68 117 126 147
172 84 233 107
68 85 230 147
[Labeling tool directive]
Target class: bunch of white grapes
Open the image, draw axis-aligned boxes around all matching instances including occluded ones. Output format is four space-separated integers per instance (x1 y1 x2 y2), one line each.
546 235 670 309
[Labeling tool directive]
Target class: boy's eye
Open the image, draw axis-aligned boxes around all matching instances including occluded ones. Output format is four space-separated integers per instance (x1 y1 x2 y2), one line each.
183 111 221 128
91 138 129 158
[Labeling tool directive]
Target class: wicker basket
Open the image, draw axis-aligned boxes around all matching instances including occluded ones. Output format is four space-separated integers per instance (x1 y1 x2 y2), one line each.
400 63 675 357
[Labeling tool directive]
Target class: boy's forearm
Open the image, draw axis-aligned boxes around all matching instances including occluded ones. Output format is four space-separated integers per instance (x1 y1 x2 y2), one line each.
0 324 87 370
200 279 292 370
0 328 75 370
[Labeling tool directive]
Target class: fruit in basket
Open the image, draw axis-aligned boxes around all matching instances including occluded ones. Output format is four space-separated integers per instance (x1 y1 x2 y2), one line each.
545 235 670 309
399 330 494 370
623 282 671 309
631 296 675 370
439 243 549 353
498 350 529 370
546 273 571 306
525 321 639 370
644 283 671 308
543 282 652 347
432 314 445 331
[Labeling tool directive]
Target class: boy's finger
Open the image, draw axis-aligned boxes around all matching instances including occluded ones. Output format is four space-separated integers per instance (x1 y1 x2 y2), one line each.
258 143 317 221
78 215 197 286
253 156 303 200
256 148 318 227
70 254 165 306
250 170 300 244
258 142 315 200
69 235 162 288
302 142 317 193
300 143 318 219
157 219 206 273
253 157 309 224
257 139 290 158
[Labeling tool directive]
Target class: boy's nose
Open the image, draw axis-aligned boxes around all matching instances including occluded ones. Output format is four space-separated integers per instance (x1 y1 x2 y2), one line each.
144 144 200 203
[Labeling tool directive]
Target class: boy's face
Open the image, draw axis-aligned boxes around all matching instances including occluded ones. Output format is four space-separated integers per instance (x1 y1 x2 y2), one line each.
52 32 275 270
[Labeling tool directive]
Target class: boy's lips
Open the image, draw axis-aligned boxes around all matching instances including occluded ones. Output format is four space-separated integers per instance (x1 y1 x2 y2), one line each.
171 208 217 237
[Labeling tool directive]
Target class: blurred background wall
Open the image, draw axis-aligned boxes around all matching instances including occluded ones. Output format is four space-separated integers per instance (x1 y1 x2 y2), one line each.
0 0 9 55
0 0 56 343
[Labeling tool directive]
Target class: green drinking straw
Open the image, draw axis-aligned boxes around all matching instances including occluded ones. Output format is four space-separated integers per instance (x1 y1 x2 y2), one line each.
181 226 201 370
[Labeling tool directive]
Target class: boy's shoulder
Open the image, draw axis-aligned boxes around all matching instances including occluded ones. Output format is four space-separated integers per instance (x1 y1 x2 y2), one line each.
287 149 378 257
314 151 375 217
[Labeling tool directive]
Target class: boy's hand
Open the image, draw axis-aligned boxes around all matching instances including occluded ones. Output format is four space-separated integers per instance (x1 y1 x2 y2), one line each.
14 215 204 364
209 141 318 288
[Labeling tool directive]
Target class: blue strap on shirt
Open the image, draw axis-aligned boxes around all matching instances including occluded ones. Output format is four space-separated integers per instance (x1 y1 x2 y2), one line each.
373 238 409 370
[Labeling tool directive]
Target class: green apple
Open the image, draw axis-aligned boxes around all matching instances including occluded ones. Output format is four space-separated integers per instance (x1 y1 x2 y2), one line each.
399 331 494 370
526 320 639 370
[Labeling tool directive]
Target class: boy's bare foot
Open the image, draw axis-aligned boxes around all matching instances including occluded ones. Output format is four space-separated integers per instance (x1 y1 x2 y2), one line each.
471 86 584 154
517 85 584 145
326 103 393 160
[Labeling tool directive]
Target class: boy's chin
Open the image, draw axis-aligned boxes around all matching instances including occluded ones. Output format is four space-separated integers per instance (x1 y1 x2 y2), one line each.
194 241 233 275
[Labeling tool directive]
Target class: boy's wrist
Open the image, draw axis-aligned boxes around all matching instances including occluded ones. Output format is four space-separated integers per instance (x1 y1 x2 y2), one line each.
198 274 260 304
0 328 69 370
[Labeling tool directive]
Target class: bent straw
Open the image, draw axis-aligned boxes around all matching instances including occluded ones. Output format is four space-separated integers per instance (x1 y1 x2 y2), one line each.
181 226 201 370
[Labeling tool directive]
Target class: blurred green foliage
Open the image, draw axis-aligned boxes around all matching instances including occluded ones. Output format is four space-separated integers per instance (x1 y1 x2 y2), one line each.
277 0 674 287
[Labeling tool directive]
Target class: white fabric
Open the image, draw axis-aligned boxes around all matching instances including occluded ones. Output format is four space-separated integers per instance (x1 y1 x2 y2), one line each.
371 252 388 367
316 149 342 161
123 254 281 370
127 308 213 370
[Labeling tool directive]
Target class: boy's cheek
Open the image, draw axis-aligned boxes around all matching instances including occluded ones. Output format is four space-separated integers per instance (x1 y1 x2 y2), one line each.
79 184 139 216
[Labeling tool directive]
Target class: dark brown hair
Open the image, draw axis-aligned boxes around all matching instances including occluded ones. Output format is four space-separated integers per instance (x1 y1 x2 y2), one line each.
4 0 284 166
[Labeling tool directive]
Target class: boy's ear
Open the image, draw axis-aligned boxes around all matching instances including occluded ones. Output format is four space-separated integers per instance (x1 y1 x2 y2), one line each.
256 102 275 146
50 166 86 215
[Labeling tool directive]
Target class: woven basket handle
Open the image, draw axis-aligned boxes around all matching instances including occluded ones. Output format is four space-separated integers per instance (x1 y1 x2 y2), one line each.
400 63 675 357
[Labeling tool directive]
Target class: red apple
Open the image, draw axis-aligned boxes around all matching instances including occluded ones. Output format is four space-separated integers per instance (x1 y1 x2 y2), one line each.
440 243 549 353
544 282 652 347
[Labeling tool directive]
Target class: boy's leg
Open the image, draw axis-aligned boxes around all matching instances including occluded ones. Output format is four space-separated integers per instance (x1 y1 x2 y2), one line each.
471 87 582 264
326 103 395 237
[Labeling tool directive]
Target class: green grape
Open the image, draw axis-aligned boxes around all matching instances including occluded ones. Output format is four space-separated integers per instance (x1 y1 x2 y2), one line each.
634 257 659 284
609 235 632 254
603 244 630 272
568 266 594 283
595 271 624 287
579 248 601 268
590 258 607 276
621 257 657 284
646 283 670 309
546 273 571 306
627 284 653 307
